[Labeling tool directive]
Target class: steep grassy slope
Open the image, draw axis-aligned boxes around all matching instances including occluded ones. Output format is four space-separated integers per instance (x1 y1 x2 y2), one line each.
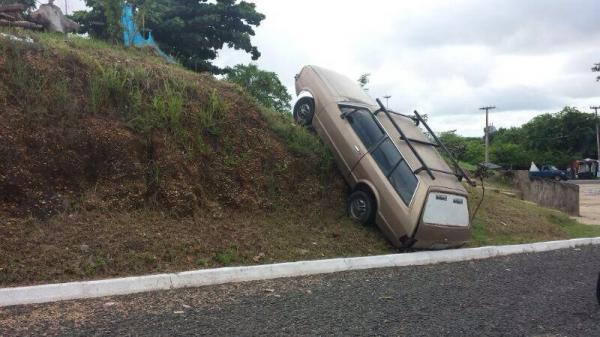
1 30 599 287
0 30 393 286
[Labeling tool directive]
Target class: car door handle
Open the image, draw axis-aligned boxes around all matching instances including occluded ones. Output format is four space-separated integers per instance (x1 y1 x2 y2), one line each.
354 145 361 153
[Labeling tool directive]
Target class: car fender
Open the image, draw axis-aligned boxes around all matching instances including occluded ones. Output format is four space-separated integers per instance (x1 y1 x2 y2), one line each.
353 179 381 210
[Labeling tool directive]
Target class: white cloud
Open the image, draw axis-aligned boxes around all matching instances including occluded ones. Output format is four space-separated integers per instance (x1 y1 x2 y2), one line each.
65 0 600 136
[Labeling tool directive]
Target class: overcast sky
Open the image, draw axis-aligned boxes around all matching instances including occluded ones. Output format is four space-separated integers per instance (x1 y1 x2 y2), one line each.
60 0 600 136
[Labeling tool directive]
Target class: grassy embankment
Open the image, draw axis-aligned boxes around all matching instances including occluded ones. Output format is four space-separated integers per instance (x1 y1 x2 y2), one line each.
0 29 599 287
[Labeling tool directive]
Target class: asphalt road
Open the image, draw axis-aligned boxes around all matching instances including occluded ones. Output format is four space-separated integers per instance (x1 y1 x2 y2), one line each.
1 246 600 336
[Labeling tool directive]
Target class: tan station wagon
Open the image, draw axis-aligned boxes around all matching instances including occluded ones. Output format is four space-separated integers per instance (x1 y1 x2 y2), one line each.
294 65 475 249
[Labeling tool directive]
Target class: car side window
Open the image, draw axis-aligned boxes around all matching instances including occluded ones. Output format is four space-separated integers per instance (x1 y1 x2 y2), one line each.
389 160 418 204
371 138 401 175
341 105 418 205
342 107 385 150
373 138 418 205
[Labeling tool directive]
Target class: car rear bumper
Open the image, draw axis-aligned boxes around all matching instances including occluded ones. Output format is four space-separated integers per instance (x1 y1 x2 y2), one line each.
411 222 471 249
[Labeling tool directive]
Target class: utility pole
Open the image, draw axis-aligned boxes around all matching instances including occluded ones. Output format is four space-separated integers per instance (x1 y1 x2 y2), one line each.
383 95 391 109
480 106 496 163
592 106 600 160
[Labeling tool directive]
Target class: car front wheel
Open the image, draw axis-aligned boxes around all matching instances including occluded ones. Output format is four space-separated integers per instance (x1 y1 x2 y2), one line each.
348 190 376 226
293 97 315 126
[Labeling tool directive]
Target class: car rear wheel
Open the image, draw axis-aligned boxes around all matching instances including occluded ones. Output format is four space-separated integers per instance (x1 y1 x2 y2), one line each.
348 190 376 226
293 97 315 126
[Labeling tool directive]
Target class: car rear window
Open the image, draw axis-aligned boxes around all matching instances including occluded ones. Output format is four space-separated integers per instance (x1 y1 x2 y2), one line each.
371 138 402 176
389 160 418 204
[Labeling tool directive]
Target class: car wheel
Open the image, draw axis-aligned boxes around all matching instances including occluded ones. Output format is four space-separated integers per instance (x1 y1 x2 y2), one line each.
554 176 561 181
293 97 315 126
348 190 376 226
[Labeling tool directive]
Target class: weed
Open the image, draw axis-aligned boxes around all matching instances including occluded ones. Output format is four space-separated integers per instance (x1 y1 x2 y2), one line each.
258 106 334 177
195 258 209 267
214 249 236 265
198 88 226 135
83 255 108 276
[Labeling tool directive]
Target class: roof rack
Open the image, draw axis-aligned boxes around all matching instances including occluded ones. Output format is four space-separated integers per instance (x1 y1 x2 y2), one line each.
374 99 476 186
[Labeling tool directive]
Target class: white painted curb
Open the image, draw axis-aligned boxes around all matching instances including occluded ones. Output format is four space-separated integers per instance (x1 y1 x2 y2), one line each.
2 237 600 307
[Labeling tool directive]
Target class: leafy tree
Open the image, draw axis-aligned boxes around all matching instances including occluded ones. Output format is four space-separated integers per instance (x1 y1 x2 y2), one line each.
71 0 123 42
463 140 485 164
490 143 530 168
439 107 596 169
357 73 370 91
439 131 467 161
73 0 265 73
226 64 291 114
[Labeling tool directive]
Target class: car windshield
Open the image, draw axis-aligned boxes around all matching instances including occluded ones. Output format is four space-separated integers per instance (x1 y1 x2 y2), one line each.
549 165 559 171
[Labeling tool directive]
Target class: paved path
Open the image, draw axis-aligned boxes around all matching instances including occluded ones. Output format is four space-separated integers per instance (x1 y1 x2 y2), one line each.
576 183 600 225
1 246 600 336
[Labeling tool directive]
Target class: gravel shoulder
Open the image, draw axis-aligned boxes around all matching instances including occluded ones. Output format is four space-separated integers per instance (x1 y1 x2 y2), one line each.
1 246 600 336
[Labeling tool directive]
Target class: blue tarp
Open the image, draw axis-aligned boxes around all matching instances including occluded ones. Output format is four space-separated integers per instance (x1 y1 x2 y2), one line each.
121 3 175 63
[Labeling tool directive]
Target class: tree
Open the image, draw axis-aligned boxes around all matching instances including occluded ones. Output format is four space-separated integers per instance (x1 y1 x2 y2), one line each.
72 0 265 74
226 64 291 114
593 63 600 81
357 73 370 91
439 130 467 161
463 140 485 164
490 143 530 168
69 0 111 42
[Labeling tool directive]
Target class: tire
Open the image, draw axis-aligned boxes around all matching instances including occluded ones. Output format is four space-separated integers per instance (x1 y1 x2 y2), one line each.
293 97 315 126
347 190 376 226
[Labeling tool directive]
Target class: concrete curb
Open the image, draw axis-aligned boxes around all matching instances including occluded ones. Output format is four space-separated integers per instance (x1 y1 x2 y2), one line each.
2 237 600 307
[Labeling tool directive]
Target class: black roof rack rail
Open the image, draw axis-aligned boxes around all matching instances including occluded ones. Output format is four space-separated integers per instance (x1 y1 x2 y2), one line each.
413 110 475 186
375 99 435 181
375 98 475 186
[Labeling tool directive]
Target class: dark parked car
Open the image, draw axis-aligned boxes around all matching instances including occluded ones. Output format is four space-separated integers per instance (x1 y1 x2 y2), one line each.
529 163 568 181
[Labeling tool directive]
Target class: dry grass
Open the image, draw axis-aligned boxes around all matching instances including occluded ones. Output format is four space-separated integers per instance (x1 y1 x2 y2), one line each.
1 29 600 288
468 183 600 246
0 207 393 286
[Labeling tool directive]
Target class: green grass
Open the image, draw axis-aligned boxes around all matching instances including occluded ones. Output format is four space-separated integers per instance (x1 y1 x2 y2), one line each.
258 107 334 175
2 29 600 288
458 161 478 172
468 183 600 246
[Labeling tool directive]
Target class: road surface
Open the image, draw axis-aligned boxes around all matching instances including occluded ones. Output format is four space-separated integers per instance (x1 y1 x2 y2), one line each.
1 246 599 336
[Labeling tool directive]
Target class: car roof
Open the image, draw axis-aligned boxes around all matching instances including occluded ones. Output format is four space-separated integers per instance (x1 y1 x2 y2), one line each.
307 65 378 107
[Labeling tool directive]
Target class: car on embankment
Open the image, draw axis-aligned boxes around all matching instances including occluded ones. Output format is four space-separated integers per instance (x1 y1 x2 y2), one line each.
293 65 475 249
